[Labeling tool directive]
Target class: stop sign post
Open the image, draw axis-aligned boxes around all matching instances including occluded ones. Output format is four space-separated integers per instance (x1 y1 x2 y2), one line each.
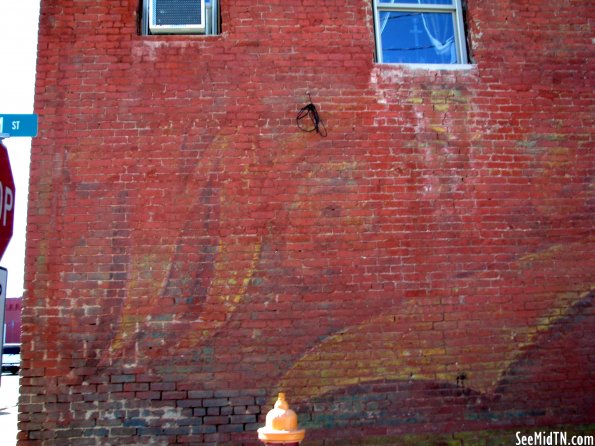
0 141 15 260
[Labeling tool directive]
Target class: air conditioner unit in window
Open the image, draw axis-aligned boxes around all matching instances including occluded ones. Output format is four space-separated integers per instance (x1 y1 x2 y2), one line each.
149 0 206 34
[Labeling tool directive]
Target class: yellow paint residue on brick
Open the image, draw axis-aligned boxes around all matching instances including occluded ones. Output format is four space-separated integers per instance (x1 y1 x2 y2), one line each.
210 240 262 308
279 239 593 402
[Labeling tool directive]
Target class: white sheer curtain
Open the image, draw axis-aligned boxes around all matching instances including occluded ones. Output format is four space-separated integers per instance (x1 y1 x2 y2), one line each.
379 0 456 63
418 0 456 63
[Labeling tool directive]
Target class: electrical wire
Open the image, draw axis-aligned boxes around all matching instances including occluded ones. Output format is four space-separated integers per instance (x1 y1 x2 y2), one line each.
297 95 327 137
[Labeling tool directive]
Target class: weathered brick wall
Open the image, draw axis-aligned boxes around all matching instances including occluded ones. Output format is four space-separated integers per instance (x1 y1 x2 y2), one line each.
22 0 594 445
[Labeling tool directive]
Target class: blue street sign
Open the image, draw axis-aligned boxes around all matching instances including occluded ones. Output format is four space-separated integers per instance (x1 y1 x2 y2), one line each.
0 114 38 137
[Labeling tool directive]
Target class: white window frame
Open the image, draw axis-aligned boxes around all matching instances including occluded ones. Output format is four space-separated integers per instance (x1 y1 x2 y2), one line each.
141 0 219 35
372 0 468 65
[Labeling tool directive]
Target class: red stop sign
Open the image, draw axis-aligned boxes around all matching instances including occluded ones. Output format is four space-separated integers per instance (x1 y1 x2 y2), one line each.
0 142 15 260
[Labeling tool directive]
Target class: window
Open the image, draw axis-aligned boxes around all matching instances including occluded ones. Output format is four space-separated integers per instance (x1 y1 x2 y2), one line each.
372 0 468 64
141 0 219 35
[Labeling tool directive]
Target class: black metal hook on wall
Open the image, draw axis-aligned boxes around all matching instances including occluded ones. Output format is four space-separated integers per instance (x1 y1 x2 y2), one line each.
297 93 327 137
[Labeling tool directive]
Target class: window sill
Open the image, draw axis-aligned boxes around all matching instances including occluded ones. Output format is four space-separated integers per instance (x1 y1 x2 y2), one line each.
376 62 477 71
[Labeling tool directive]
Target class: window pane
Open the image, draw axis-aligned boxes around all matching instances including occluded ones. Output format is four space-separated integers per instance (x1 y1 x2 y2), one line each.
379 11 457 64
378 0 453 5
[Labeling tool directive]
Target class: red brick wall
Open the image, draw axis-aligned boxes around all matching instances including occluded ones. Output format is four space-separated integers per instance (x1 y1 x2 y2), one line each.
22 0 594 445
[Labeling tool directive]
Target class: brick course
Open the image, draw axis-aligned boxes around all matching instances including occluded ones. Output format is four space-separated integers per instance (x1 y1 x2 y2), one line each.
21 0 594 445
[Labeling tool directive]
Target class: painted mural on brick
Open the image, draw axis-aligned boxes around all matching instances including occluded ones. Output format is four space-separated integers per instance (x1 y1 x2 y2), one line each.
21 0 594 445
